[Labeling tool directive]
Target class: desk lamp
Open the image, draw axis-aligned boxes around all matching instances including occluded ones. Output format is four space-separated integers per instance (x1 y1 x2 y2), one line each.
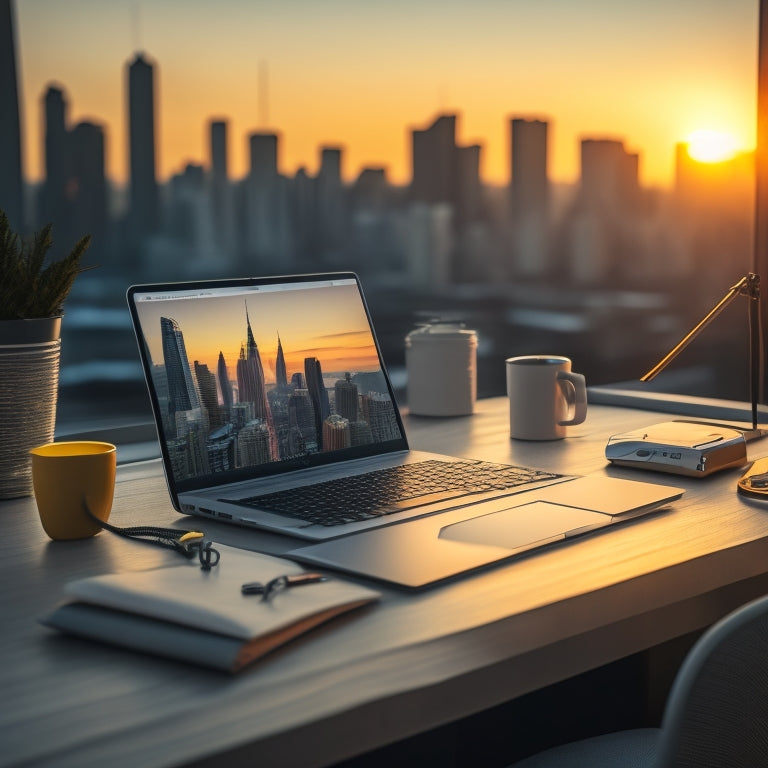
641 272 767 441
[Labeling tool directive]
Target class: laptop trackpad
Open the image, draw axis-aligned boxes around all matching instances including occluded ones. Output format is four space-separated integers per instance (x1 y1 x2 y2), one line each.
439 502 610 549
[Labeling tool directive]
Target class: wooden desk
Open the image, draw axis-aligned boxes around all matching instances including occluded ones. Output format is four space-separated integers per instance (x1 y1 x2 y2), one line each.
4 398 768 768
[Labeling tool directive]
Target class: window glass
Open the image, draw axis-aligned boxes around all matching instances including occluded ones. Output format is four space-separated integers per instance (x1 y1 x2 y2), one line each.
8 0 758 432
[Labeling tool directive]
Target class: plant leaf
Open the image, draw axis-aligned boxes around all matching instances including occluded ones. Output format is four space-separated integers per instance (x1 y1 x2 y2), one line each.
0 209 93 320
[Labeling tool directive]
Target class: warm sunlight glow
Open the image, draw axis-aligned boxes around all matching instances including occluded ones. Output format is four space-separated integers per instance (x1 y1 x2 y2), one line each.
685 129 740 163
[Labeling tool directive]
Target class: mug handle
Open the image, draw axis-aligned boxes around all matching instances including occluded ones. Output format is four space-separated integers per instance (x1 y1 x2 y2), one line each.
556 372 588 426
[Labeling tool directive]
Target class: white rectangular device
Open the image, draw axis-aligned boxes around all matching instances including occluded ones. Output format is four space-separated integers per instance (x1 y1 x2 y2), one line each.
605 421 747 477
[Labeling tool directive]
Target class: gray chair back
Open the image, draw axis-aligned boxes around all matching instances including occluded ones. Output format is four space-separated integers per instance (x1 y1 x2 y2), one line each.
656 594 768 767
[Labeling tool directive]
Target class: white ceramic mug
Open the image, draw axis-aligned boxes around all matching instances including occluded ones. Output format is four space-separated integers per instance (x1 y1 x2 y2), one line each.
506 355 587 440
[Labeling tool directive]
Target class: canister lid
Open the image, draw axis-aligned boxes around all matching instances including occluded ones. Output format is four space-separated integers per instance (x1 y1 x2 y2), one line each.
406 323 476 341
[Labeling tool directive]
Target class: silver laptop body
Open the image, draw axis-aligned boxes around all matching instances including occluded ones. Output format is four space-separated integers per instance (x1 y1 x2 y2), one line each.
128 273 683 586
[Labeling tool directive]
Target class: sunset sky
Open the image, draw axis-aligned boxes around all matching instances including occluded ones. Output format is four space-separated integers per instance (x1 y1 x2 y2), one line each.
13 0 758 188
134 282 381 382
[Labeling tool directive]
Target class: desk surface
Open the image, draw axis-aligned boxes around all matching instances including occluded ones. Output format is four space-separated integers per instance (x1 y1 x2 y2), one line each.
4 397 768 768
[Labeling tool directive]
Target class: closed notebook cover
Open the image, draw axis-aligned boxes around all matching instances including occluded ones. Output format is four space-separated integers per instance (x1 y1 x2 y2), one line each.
41 544 380 672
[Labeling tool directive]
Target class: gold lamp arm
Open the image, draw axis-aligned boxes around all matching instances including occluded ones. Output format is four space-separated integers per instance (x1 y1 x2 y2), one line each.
640 273 762 432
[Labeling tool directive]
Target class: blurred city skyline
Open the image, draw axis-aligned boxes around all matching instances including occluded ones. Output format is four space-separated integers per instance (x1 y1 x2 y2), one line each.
14 0 757 187
1 0 761 425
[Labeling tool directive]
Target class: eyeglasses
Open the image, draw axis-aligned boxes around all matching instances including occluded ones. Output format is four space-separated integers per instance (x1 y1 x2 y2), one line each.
241 572 327 602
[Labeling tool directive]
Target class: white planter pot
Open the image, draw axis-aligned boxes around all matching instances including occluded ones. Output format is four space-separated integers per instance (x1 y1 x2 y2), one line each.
0 317 62 498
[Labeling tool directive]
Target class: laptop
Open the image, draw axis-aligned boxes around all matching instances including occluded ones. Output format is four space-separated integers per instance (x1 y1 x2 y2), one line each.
127 273 684 588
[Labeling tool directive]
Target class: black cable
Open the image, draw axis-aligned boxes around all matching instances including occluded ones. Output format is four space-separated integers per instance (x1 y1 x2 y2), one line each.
82 503 220 569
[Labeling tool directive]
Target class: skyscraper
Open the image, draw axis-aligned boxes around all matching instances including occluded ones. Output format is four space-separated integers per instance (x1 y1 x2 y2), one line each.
0 0 24 231
323 414 351 452
194 361 218 413
249 132 278 179
410 113 479 280
287 388 316 454
209 119 235 257
275 334 287 389
579 138 639 213
305 357 330 449
210 120 228 184
361 393 400 442
217 350 234 410
39 85 69 234
236 304 277 458
128 52 159 242
316 146 346 263
334 372 358 422
245 131 289 265
509 118 551 277
510 118 549 217
237 420 272 466
411 114 456 205
160 317 200 415
456 143 483 228
68 121 108 259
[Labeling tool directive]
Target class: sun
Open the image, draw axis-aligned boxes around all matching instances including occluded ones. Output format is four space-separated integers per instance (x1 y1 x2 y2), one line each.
685 129 740 163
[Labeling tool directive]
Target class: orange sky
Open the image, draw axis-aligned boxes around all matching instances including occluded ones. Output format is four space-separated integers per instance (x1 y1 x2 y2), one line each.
14 0 758 188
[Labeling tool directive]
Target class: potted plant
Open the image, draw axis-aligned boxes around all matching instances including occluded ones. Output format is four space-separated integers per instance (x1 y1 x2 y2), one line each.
0 209 91 498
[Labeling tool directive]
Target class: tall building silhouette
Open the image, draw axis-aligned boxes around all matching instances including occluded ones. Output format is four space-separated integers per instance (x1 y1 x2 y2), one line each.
290 166 316 266
334 372 358 421
410 113 486 280
210 120 228 186
305 357 330 449
456 143 483 229
352 167 389 212
361 393 400 442
209 118 235 258
411 114 457 206
0 0 24 231
579 138 639 213
39 85 70 234
316 146 346 264
250 132 278 178
411 113 485 230
127 52 159 243
287 388 316 454
217 350 234 410
68 121 107 259
510 118 549 217
275 334 288 388
563 138 643 285
194 361 218 412
237 420 272 466
194 360 226 429
245 131 290 267
510 117 551 277
160 317 200 415
323 414 351 452
236 304 277 458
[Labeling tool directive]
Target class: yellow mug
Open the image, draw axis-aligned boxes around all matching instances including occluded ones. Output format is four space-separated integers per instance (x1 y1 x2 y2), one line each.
30 441 116 540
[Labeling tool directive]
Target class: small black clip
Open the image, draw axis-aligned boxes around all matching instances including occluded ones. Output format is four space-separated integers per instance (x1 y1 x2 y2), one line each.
241 572 327 601
196 540 220 570
180 539 221 570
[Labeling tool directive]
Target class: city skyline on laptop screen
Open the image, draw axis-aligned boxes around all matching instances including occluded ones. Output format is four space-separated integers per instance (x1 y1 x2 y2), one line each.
130 276 406 487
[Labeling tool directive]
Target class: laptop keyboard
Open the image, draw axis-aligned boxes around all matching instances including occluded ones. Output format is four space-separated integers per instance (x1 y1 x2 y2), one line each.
226 459 565 527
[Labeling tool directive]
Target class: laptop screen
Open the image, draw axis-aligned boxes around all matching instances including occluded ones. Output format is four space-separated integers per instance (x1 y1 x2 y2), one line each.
127 273 408 493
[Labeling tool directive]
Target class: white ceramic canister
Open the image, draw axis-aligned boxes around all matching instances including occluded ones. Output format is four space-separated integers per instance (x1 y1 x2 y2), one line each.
405 323 477 416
